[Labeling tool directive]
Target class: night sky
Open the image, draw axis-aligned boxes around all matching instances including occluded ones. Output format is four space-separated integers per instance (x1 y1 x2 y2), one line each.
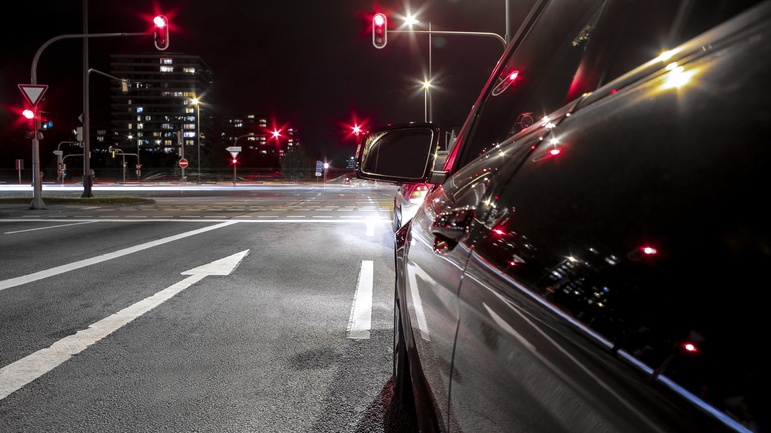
0 0 507 169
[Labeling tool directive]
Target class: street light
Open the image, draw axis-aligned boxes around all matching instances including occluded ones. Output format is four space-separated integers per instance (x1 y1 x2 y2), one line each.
191 97 201 183
406 15 432 122
384 7 511 124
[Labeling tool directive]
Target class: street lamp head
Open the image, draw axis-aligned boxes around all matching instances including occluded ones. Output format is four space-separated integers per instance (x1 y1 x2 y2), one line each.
405 15 420 27
422 80 432 90
191 97 199 105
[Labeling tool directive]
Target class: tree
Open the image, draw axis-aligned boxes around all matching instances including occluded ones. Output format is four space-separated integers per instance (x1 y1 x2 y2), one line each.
280 147 313 182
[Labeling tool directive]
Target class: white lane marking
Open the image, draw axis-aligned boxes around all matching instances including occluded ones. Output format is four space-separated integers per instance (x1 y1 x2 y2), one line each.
408 263 431 341
483 302 535 352
1 218 391 224
366 221 375 237
0 221 238 292
0 250 249 401
348 260 374 340
4 221 95 235
366 215 389 237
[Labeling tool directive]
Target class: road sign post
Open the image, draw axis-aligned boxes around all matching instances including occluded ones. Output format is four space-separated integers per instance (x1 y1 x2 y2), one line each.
16 159 24 184
18 84 49 209
226 147 241 186
179 158 188 183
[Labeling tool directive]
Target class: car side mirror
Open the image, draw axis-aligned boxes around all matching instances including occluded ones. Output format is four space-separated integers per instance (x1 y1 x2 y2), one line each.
354 123 441 183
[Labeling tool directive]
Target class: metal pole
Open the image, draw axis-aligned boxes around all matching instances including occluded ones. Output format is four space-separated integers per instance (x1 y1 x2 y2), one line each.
390 29 506 48
505 0 511 44
196 102 201 183
27 30 142 206
428 22 432 123
137 137 141 180
82 0 93 197
30 122 44 209
423 87 428 122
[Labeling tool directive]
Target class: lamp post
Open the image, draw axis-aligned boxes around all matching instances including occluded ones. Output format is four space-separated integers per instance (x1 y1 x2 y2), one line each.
395 9 509 123
191 97 201 183
421 79 432 122
128 134 141 180
406 16 433 123
428 21 432 122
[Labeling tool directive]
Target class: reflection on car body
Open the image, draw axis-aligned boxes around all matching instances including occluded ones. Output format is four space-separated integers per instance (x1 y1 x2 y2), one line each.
393 151 448 231
355 0 771 432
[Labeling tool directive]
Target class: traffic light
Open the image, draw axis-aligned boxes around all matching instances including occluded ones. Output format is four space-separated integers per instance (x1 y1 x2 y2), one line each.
23 109 35 139
153 15 169 50
177 130 184 157
372 13 387 49
39 111 52 130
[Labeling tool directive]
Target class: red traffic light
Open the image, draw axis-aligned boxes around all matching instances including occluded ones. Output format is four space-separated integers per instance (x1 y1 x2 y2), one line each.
22 109 35 139
372 13 387 49
153 15 169 50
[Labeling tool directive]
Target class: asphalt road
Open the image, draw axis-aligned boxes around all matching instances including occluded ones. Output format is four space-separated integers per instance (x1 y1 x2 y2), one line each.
0 184 418 432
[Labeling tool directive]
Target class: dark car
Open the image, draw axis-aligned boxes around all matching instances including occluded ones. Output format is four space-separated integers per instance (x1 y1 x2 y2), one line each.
355 1 771 432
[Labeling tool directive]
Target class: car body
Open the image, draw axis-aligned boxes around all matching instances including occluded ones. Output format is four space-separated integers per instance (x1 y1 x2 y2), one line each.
355 1 770 432
393 151 448 231
393 182 430 231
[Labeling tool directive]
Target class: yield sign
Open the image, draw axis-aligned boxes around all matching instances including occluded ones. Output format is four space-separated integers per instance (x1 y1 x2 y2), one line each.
18 84 48 107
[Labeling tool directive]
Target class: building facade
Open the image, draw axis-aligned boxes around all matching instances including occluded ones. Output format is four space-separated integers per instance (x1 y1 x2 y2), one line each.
219 113 300 173
109 52 213 173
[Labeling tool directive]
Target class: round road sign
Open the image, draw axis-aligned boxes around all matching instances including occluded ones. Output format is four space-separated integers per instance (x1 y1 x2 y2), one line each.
179 158 188 168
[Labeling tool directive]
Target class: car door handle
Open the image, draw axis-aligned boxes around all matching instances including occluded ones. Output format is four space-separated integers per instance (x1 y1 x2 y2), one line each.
431 206 475 252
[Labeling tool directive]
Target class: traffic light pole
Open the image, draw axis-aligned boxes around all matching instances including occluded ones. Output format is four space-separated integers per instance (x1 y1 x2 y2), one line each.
388 29 507 49
29 31 143 206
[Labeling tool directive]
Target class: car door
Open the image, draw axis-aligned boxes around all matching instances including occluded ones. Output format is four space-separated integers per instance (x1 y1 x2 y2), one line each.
446 3 771 431
399 132 538 430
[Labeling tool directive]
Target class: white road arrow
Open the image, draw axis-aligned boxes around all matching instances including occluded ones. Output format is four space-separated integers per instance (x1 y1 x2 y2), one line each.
0 250 250 401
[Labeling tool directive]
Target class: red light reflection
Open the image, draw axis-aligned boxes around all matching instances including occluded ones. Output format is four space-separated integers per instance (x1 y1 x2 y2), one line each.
682 342 698 353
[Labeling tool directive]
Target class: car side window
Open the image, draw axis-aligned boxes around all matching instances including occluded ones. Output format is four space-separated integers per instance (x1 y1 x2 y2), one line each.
455 0 766 172
458 0 610 169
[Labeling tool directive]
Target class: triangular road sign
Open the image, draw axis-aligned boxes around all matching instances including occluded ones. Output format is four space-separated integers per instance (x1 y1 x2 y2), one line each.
18 84 48 107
